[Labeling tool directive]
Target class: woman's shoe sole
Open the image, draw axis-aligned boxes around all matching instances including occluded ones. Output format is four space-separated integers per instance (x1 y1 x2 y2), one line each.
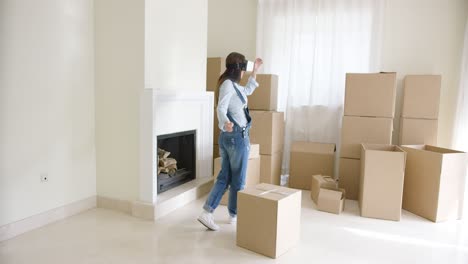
197 218 218 231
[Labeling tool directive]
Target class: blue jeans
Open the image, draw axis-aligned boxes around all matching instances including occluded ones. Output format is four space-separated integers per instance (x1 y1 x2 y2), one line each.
203 129 250 217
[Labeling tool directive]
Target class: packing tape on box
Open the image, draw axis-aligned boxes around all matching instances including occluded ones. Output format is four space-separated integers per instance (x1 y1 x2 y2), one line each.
256 187 292 196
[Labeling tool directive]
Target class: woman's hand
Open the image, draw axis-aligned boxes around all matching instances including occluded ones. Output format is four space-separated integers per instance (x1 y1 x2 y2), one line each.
224 121 233 132
253 58 263 72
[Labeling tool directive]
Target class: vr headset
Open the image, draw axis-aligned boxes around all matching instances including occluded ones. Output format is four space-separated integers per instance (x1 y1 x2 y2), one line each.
226 60 254 72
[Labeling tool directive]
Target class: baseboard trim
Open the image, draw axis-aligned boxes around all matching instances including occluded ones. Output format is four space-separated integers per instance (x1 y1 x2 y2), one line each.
96 196 155 220
0 196 96 242
96 196 133 215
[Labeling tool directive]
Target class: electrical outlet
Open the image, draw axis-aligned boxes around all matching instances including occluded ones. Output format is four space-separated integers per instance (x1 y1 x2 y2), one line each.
40 173 49 182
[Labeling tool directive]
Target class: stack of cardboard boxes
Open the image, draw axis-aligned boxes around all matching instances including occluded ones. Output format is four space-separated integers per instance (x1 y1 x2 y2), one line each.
399 75 441 145
339 73 396 200
240 74 284 186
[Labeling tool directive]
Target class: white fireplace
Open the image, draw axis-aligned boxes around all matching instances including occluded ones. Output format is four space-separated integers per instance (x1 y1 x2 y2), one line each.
139 88 214 217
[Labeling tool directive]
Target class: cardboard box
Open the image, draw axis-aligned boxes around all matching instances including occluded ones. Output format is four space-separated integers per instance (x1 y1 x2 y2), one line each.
240 74 279 111
400 145 467 222
260 153 283 185
402 75 441 119
250 111 285 155
213 144 220 158
213 155 261 205
237 183 301 259
249 144 260 159
344 73 397 118
289 142 336 190
310 175 338 204
206 57 225 92
213 110 220 144
317 187 346 214
338 158 361 200
340 116 393 159
360 144 406 221
399 118 438 146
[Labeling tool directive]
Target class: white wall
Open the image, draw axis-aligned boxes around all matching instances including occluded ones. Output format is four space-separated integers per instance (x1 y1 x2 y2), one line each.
146 0 208 91
207 0 468 148
380 0 468 147
0 0 96 226
207 0 257 60
95 0 144 202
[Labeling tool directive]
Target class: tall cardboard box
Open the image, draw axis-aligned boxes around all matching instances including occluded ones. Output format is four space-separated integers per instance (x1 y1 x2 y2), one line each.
250 111 285 155
401 145 467 222
344 73 397 118
338 158 361 200
402 75 441 119
310 175 338 204
260 152 282 185
237 183 301 259
213 144 261 205
240 74 279 111
289 142 336 190
340 116 393 159
206 57 225 92
399 118 438 145
360 144 406 221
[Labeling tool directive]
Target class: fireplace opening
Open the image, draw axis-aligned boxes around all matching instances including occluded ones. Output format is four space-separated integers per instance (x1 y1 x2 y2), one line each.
157 130 196 194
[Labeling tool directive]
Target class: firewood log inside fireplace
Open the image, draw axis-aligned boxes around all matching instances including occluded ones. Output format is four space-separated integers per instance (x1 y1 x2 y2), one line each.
157 148 178 175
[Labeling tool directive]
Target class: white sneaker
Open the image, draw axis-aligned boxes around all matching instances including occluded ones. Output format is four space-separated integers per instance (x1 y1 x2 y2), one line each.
197 211 220 231
229 215 237 224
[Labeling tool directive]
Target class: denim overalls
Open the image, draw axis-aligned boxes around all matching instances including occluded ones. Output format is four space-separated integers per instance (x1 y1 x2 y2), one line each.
203 81 252 217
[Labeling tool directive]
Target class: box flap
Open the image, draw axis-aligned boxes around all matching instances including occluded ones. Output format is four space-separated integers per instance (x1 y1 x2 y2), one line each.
362 143 405 153
291 141 336 154
312 175 337 186
401 145 466 154
318 187 345 201
317 187 346 214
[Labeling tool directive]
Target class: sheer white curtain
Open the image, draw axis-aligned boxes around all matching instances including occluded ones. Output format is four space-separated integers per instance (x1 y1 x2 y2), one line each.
256 0 385 174
453 17 468 219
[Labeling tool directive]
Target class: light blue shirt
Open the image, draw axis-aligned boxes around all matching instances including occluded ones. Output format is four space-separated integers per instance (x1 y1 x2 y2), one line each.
217 76 259 131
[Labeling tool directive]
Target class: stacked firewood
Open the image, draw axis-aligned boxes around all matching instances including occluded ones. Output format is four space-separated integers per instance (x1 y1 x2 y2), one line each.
158 148 177 175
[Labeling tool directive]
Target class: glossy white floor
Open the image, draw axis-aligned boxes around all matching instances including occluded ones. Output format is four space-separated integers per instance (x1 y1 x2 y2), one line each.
1 191 467 264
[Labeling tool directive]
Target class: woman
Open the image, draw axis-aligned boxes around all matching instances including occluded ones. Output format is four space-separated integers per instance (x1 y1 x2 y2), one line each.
198 52 263 231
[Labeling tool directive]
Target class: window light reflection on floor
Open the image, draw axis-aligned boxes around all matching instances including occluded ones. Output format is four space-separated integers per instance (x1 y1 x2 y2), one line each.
342 227 468 253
